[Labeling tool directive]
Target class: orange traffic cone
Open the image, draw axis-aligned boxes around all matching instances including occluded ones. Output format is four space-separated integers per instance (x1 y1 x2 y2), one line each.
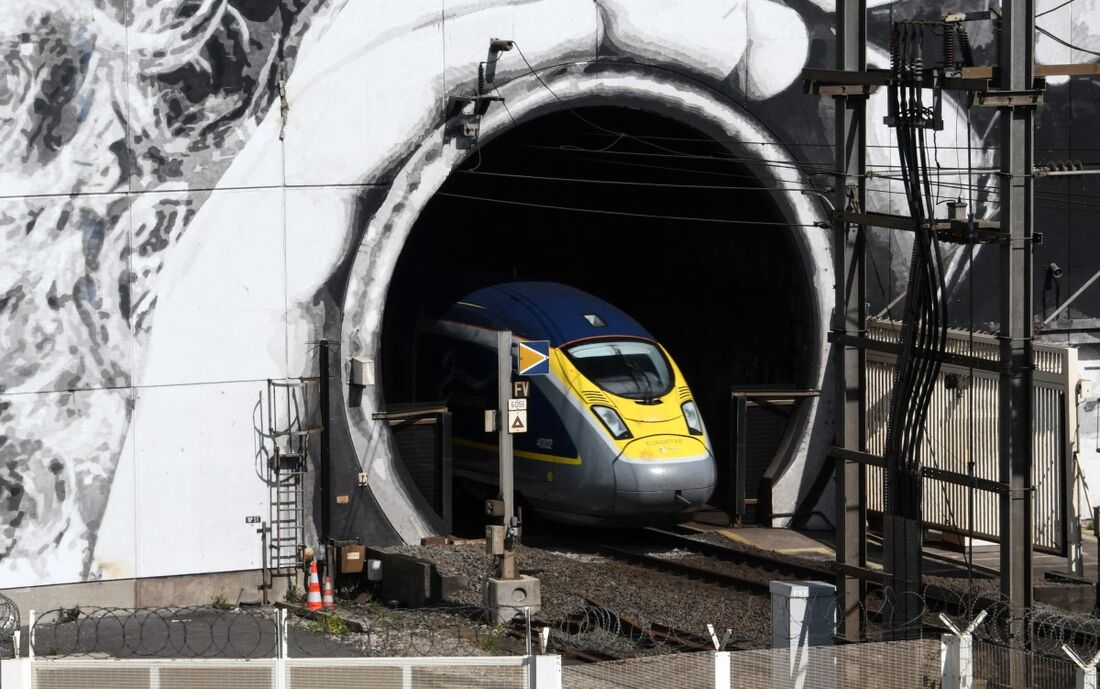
306 561 323 611
322 576 335 609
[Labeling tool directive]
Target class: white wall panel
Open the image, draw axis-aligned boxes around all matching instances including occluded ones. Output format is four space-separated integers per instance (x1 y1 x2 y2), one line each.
283 2 445 187
743 0 808 100
0 192 134 395
217 108 287 192
133 381 268 578
284 186 359 378
0 388 135 588
134 187 288 387
442 0 598 87
597 0 748 81
123 2 290 193
0 5 129 197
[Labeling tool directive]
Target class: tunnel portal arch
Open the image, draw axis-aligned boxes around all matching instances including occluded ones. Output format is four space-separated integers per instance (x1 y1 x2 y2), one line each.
341 62 834 541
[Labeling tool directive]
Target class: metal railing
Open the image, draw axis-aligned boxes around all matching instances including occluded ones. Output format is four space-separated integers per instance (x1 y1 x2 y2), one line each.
864 318 1080 557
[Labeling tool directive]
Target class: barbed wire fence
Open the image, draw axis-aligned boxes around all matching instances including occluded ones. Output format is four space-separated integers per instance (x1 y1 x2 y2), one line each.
8 584 1098 689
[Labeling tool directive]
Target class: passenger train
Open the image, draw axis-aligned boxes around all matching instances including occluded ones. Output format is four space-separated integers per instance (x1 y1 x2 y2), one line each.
417 282 716 525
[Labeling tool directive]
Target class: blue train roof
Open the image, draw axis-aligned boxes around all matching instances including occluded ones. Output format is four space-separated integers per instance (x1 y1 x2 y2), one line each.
442 282 654 347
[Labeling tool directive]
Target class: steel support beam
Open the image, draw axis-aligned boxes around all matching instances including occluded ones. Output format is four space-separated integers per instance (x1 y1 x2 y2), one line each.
319 339 333 543
997 0 1036 660
833 0 868 642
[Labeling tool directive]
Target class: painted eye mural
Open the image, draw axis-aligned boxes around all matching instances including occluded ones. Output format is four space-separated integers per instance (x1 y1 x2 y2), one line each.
1 0 1098 590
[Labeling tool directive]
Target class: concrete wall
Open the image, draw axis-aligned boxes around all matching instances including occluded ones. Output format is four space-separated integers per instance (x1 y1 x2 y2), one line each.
3 569 286 621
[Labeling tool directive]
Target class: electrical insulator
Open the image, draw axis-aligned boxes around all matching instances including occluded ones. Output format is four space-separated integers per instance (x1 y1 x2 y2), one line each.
957 28 975 67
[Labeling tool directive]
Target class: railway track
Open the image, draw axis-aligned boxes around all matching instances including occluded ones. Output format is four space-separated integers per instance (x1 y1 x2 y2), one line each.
564 529 980 640
562 527 834 595
530 527 1100 659
506 596 725 664
643 527 835 581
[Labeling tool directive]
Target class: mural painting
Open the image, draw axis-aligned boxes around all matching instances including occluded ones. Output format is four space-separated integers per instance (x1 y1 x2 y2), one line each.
1 0 1097 590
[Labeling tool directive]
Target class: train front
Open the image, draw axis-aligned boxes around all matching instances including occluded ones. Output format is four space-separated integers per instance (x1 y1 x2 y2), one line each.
559 337 716 522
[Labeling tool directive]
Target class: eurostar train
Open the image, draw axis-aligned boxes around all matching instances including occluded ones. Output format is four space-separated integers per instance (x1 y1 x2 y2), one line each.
417 282 716 525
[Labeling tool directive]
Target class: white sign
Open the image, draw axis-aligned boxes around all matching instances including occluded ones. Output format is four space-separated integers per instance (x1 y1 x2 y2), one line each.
507 409 528 434
507 398 527 411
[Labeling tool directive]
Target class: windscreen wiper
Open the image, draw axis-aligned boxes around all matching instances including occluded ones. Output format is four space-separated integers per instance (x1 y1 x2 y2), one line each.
614 346 657 404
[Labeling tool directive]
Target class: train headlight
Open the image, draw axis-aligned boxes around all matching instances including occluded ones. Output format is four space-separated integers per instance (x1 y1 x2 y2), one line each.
592 405 632 440
681 401 704 436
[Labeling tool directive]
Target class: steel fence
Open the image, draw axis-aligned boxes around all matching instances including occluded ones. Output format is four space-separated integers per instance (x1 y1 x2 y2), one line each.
6 595 1098 689
285 657 528 689
563 652 717 689
864 318 1079 555
29 659 279 689
22 601 746 661
724 640 942 689
22 586 1100 660
9 656 530 689
974 640 1079 689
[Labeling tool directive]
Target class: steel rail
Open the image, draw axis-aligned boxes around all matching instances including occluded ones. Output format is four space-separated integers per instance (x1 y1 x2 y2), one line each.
569 537 777 594
642 527 835 582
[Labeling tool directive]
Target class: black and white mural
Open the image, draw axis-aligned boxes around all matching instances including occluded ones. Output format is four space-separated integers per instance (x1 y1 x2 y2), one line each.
1 0 1098 590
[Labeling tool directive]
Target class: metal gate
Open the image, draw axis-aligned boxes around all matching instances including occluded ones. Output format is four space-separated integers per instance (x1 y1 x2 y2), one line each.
374 404 453 533
864 319 1079 555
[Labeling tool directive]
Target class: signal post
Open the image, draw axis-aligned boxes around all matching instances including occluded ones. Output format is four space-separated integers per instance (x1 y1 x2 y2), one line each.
483 330 543 623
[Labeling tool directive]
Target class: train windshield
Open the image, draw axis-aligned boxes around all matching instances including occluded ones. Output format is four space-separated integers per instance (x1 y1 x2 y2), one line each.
564 340 673 401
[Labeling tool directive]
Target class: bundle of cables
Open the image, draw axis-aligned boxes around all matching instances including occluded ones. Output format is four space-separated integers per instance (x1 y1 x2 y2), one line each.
882 21 951 573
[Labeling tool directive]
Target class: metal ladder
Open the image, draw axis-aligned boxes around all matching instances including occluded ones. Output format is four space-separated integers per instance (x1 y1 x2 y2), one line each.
266 378 322 574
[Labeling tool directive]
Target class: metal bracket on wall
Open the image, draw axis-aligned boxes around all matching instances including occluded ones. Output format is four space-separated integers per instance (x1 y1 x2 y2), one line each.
972 87 1045 109
831 210 1005 245
446 94 504 119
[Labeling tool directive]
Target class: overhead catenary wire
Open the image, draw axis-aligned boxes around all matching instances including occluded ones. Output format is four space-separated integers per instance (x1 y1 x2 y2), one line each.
526 144 838 176
458 160 1083 206
453 168 821 193
510 37 1097 223
510 41 843 182
545 131 1100 152
537 143 1092 196
435 191 824 227
1037 0 1075 17
453 166 1100 221
1035 25 1100 58
545 111 1100 150
464 148 1100 216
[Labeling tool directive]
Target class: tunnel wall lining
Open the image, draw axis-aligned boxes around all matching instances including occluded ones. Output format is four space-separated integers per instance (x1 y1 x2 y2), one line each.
342 62 836 541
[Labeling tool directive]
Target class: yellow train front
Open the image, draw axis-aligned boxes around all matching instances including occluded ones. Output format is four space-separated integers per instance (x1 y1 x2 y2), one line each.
422 282 716 526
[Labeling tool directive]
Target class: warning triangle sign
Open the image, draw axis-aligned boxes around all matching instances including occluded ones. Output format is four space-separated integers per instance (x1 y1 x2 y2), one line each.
507 409 527 434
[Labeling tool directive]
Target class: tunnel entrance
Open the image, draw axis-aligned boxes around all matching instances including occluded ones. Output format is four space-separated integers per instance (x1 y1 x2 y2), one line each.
379 106 816 525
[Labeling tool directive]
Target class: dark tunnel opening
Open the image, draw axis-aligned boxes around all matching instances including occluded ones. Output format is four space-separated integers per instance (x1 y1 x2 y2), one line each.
380 106 816 523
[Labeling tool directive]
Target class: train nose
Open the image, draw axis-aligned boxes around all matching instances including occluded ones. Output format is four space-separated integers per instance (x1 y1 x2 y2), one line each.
613 436 716 516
